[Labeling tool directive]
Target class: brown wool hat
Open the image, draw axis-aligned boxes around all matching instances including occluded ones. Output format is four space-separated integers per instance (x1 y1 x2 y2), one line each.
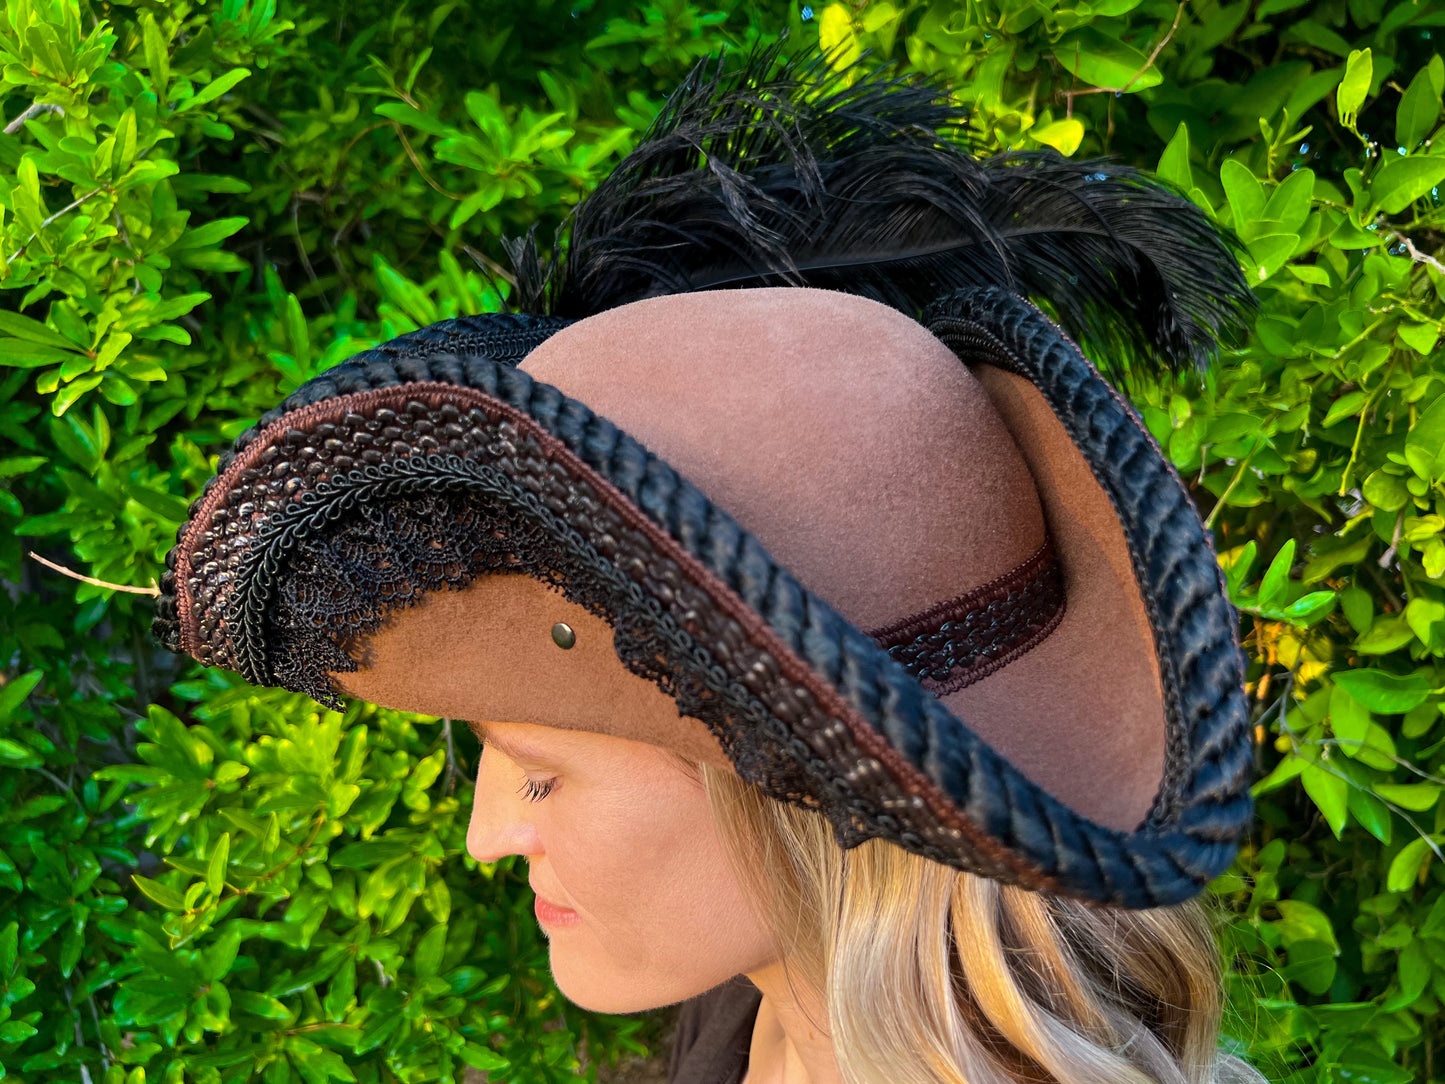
153 45 1260 908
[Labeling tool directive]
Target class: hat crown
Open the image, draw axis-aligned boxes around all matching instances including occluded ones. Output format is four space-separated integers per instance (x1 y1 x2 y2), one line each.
519 287 1046 632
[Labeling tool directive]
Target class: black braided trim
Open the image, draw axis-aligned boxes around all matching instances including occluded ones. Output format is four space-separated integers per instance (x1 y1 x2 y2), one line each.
153 313 570 657
922 285 1254 867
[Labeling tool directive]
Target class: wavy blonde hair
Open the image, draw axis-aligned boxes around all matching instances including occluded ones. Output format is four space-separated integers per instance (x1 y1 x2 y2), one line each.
679 757 1267 1084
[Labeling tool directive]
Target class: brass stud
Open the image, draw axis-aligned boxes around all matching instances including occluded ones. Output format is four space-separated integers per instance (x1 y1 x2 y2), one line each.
551 622 576 649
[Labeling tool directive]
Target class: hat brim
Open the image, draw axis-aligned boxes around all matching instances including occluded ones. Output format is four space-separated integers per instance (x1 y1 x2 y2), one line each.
155 287 1253 909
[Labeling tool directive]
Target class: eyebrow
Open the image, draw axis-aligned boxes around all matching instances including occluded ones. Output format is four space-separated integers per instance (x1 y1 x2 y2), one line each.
465 720 558 764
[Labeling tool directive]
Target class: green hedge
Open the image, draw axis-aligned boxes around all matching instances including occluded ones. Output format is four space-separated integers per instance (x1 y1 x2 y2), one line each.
1 1 1443 1082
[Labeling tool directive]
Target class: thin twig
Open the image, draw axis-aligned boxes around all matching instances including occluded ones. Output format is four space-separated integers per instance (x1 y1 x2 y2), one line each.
390 122 464 200
1272 682 1445 865
1060 2 1185 110
1379 510 1404 569
4 101 64 134
1203 443 1260 530
1393 233 1445 275
89 995 112 1069
27 550 160 596
441 717 469 796
290 194 321 292
1309 738 1445 789
7 188 105 264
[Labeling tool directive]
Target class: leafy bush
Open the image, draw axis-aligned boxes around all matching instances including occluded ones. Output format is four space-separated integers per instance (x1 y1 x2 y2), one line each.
1 1 1443 1082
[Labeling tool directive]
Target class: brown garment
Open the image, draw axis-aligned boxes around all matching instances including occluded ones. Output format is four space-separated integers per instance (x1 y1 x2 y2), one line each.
667 976 762 1084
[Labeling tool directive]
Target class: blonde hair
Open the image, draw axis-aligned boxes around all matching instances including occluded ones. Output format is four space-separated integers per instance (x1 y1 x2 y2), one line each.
679 756 1268 1084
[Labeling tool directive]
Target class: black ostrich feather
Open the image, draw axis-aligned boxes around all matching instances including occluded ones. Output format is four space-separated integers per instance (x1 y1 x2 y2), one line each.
499 38 1258 379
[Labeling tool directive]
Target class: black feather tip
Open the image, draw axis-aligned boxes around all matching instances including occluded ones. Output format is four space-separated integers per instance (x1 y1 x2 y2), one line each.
499 36 1258 381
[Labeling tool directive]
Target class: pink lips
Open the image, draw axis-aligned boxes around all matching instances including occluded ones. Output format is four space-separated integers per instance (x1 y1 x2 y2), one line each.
534 893 582 928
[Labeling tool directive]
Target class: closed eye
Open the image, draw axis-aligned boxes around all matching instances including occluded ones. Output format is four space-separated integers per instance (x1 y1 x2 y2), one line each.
518 776 557 802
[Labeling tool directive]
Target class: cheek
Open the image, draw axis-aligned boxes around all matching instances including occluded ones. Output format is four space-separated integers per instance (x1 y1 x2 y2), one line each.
543 772 775 982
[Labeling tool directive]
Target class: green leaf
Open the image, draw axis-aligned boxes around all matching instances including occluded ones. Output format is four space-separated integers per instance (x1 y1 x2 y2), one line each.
1405 395 1445 481
0 1021 37 1043
1280 591 1337 626
0 922 17 975
1324 389 1368 427
1387 836 1436 891
1220 159 1266 229
373 101 453 139
1363 469 1410 511
1263 168 1315 232
1252 751 1307 796
1331 683 1371 752
1258 539 1296 609
176 68 252 113
1053 27 1163 92
235 990 292 1021
174 216 249 251
0 339 83 369
1405 597 1445 648
1287 263 1331 285
126 482 190 523
1030 118 1083 155
448 184 504 230
373 255 437 328
1156 121 1192 190
1374 783 1442 811
207 833 230 896
1301 762 1349 838
1355 614 1415 655
460 1045 510 1072
0 312 78 351
142 13 169 98
1337 48 1372 129
1276 899 1340 952
1281 938 1338 995
0 739 42 768
322 959 355 1021
1370 156 1445 216
214 762 249 785
1348 787 1393 845
1398 321 1440 355
1397 66 1442 149
0 671 43 719
1245 233 1299 282
132 875 187 912
413 923 447 979
1332 668 1432 712
112 108 137 180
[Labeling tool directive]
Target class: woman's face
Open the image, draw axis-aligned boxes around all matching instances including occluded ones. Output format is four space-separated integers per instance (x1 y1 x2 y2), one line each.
465 719 778 1013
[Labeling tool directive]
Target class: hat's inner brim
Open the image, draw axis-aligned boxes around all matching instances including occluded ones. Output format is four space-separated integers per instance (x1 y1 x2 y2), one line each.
936 363 1166 833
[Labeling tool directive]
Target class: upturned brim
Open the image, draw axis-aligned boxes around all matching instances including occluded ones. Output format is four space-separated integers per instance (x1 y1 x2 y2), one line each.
155 285 1254 909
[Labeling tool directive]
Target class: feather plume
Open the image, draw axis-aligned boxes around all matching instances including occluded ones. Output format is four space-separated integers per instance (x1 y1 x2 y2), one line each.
500 37 1258 379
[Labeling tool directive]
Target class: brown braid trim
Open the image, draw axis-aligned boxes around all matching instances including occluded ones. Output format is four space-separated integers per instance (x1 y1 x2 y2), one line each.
863 539 1065 697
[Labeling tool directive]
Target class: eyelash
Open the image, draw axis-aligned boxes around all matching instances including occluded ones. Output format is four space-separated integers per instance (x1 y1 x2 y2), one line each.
517 777 557 802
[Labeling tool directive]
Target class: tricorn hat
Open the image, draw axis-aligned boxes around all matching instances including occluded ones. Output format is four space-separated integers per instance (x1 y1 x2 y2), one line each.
154 43 1259 909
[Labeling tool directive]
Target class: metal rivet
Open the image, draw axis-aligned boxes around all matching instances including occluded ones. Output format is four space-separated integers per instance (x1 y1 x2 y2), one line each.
551 622 576 649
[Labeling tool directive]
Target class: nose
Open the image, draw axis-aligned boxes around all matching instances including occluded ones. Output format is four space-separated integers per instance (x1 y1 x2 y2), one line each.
466 742 544 864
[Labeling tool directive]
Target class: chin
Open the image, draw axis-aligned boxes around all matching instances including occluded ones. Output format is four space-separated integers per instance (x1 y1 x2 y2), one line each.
548 948 710 1014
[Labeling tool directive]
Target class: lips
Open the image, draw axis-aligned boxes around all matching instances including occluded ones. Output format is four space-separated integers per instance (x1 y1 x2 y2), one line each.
533 893 582 929
535 891 574 912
